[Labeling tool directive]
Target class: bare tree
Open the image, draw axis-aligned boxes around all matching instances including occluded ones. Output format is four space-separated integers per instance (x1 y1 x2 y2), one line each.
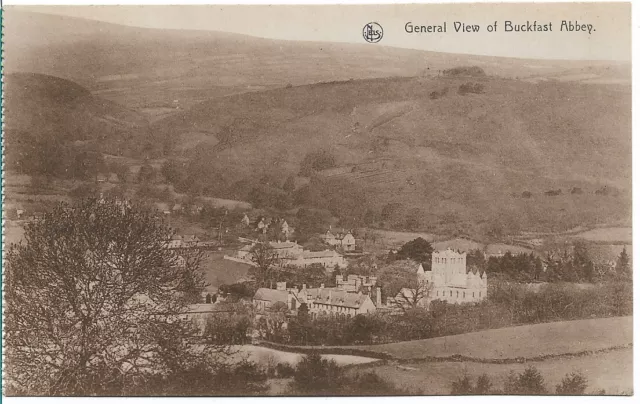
3 198 220 396
250 242 281 288
392 279 433 313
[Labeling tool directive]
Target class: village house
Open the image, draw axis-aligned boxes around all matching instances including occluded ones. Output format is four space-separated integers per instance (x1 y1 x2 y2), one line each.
335 274 378 293
302 285 377 318
320 229 357 251
253 282 377 318
166 234 200 249
232 240 348 269
281 220 293 239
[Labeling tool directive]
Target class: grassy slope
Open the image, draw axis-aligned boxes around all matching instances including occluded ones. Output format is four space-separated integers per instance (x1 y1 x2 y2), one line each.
154 75 631 233
358 316 632 360
358 348 632 395
4 72 151 157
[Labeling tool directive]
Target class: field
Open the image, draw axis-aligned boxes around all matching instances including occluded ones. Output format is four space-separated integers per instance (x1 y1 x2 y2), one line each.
356 316 632 360
355 347 632 395
200 250 252 293
235 345 379 367
572 227 632 244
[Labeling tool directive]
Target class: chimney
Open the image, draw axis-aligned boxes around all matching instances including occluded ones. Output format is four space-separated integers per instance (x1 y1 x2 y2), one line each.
376 287 382 307
276 282 287 291
320 283 325 289
302 284 307 290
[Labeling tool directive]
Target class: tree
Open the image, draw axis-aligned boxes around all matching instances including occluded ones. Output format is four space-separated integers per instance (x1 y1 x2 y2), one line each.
503 366 547 395
404 208 422 231
616 246 631 277
377 260 420 301
475 374 492 394
290 353 343 395
392 278 433 313
4 199 211 396
249 243 281 288
556 371 588 395
138 163 157 184
451 374 474 394
283 175 296 193
299 149 336 176
396 237 434 265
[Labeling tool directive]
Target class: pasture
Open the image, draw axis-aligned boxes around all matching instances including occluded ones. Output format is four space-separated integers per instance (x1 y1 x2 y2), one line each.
236 345 379 367
356 347 632 395
572 227 632 244
356 316 632 360
201 250 252 293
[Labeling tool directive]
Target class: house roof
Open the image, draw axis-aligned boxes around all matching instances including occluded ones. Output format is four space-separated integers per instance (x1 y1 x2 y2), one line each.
254 288 289 303
268 241 300 250
485 243 533 256
301 250 341 259
304 288 369 308
155 202 170 211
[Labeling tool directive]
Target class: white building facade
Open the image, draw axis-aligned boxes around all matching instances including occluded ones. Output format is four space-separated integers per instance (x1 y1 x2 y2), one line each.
419 249 487 305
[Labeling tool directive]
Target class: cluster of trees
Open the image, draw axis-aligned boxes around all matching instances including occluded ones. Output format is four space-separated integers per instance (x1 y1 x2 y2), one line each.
466 242 631 284
299 149 337 176
452 367 591 395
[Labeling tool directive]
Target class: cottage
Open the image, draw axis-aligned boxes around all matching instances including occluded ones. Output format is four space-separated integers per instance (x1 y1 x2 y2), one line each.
320 229 356 251
301 285 376 318
254 282 303 312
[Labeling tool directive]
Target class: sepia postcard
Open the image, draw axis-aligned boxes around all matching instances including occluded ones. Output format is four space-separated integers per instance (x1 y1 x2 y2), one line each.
0 1 634 399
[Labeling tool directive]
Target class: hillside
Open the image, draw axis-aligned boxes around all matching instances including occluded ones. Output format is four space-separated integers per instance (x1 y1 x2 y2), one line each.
5 10 629 113
153 75 631 234
3 73 152 173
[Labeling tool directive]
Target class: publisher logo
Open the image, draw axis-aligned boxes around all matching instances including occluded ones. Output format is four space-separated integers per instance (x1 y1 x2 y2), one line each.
363 22 383 43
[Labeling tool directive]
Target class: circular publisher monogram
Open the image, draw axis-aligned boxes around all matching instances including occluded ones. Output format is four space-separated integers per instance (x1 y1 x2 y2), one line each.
363 22 383 43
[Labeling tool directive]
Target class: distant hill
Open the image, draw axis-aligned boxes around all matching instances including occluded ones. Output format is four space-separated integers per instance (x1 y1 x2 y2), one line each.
4 73 152 175
5 10 630 112
152 74 631 234
3 10 632 236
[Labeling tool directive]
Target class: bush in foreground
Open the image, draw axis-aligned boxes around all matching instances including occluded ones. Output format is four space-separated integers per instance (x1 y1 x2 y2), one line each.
288 353 408 396
556 371 589 395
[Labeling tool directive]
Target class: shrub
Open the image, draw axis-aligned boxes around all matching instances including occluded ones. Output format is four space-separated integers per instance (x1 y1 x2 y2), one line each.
503 366 547 395
276 362 296 378
451 374 474 395
289 353 407 396
556 371 588 395
451 373 492 395
443 66 486 77
290 353 343 395
458 82 484 95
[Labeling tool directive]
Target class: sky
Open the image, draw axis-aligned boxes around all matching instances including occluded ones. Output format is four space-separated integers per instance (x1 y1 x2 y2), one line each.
13 3 632 61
